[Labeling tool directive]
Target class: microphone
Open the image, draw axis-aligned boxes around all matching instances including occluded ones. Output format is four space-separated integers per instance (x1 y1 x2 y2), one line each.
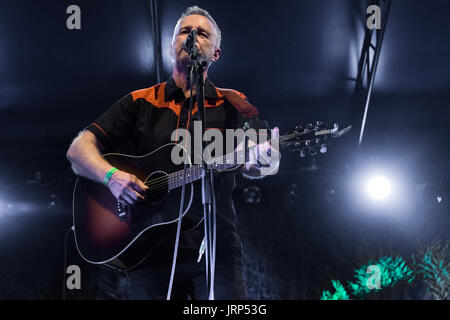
182 29 198 57
182 29 209 67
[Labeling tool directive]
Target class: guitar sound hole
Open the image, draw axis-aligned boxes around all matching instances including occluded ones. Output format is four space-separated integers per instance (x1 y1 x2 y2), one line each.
145 171 169 204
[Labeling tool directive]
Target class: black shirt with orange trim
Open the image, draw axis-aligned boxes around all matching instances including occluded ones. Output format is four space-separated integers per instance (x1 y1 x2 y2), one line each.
86 76 268 252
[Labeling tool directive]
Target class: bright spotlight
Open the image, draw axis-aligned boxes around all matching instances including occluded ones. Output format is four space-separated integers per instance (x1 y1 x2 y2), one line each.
367 176 391 200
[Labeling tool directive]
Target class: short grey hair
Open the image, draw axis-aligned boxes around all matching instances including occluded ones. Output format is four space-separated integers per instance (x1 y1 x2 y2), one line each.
173 6 222 48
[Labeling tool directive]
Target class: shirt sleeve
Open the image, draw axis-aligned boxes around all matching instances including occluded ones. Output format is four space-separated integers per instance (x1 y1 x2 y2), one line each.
236 112 269 133
85 94 138 153
225 97 272 180
226 97 270 141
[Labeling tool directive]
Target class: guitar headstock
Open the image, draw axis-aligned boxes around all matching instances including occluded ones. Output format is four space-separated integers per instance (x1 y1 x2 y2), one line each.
279 122 351 157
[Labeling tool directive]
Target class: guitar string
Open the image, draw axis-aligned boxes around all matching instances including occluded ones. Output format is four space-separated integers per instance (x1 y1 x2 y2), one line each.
142 134 297 193
142 134 296 193
143 133 302 193
143 134 292 190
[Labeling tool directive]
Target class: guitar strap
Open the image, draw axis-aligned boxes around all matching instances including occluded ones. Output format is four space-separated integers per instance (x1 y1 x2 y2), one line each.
217 88 259 118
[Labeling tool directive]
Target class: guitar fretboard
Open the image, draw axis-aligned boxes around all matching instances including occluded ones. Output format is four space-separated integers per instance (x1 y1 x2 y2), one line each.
146 128 332 192
167 152 244 190
165 134 289 190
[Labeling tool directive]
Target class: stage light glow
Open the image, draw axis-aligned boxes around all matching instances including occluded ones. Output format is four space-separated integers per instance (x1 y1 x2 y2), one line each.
348 162 413 215
367 175 391 200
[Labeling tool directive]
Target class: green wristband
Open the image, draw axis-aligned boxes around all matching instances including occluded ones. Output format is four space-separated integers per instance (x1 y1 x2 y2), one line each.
104 167 118 186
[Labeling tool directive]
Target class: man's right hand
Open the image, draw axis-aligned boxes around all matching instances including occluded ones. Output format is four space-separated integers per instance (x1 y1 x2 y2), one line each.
107 170 148 205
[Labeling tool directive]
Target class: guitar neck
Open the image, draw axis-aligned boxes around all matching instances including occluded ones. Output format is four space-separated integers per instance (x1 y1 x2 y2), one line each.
167 134 292 190
167 159 238 190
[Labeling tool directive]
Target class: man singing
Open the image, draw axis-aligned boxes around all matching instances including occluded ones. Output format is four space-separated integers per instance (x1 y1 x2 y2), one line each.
67 6 279 299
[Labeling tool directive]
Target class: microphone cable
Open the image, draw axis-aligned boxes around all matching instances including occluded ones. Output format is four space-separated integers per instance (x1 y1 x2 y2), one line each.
166 68 195 300
62 225 74 300
166 161 189 300
208 168 217 300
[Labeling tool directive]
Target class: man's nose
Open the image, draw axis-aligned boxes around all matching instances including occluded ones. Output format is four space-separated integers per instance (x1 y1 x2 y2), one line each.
192 34 201 50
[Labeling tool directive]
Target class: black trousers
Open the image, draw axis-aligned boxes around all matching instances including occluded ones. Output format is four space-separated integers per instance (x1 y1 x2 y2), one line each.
127 244 248 300
84 243 247 300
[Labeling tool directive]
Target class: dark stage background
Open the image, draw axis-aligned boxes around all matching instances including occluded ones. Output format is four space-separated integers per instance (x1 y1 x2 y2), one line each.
0 0 448 299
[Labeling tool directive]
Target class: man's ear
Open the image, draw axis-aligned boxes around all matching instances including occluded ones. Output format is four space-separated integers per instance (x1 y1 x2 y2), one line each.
211 47 221 62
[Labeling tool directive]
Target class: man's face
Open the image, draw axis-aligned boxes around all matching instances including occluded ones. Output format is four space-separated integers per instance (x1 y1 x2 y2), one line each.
171 14 221 69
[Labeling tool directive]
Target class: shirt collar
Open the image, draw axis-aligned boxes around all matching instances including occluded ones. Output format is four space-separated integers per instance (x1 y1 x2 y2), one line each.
164 76 219 101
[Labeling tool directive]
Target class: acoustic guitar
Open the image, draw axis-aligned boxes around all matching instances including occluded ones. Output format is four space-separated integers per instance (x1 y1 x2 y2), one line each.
72 122 350 270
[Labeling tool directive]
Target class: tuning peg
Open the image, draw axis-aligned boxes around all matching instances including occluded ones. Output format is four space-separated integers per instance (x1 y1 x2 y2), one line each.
320 144 327 153
314 121 323 130
300 149 306 157
315 138 321 144
304 140 310 146
309 148 317 156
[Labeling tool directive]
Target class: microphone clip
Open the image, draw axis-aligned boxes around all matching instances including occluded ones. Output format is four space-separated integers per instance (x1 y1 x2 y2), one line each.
182 29 199 58
182 29 209 68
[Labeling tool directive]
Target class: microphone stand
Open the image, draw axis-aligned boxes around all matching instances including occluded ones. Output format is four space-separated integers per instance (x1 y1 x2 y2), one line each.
184 31 216 300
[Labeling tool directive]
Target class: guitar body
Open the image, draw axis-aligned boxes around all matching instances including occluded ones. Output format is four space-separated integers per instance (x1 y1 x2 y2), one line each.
72 144 198 270
71 122 348 270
